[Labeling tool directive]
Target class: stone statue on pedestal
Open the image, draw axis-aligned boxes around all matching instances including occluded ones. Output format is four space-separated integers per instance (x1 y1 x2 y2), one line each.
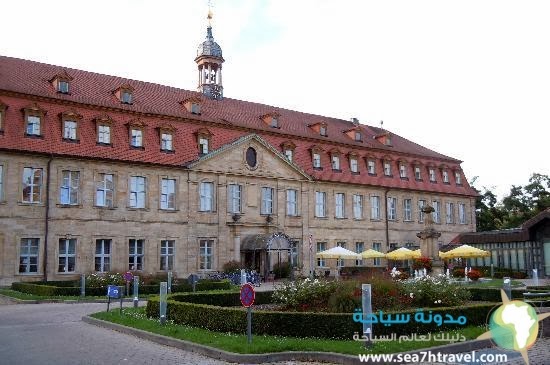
416 205 444 275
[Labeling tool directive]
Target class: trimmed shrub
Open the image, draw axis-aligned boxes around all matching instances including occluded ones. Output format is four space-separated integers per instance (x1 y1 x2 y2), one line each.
467 269 481 281
171 290 273 307
11 282 80 296
272 262 291 279
400 275 471 307
222 260 241 274
467 288 526 301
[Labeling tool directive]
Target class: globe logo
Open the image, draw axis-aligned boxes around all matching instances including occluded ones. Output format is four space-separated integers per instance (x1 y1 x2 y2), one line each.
489 300 538 351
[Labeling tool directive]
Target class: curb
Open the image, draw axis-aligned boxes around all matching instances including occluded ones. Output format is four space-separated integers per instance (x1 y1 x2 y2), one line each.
0 293 144 305
82 316 494 365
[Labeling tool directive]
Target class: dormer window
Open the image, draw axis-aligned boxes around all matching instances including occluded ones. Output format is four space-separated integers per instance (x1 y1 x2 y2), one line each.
367 158 376 175
94 115 113 145
280 141 295 162
331 155 340 171
310 146 323 170
50 71 73 95
399 163 407 178
58 80 69 94
455 171 462 185
260 113 280 129
60 110 82 142
375 132 392 146
320 124 327 136
355 131 362 141
442 169 449 183
429 167 436 182
191 103 200 114
271 117 279 128
126 120 146 149
23 103 46 137
195 128 212 156
181 97 202 115
158 124 176 152
350 156 359 173
414 166 422 180
283 149 292 161
383 161 392 176
114 84 135 105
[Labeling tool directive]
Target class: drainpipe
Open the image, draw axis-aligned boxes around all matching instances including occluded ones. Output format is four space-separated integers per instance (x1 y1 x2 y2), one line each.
384 188 390 250
43 155 53 282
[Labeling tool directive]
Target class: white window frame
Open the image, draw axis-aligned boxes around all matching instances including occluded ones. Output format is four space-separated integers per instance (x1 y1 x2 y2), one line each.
22 167 43 203
418 199 426 223
130 129 143 147
96 173 114 208
199 181 214 212
353 194 363 219
199 137 209 154
446 202 455 224
26 115 41 136
384 161 392 176
284 149 293 162
19 238 39 274
58 80 69 93
63 120 77 140
443 170 449 183
315 191 326 218
199 239 213 270
372 242 382 266
58 238 76 273
399 164 407 178
317 242 326 267
313 153 321 168
129 176 146 208
355 131 362 141
60 170 80 205
415 166 422 180
161 132 173 151
286 189 298 216
261 187 274 215
371 195 380 220
433 200 441 223
335 193 345 218
350 157 358 173
403 198 412 221
228 184 242 214
429 168 436 182
367 160 376 175
98 125 111 144
121 91 133 104
387 197 397 220
337 242 346 267
355 242 364 266
160 240 175 271
95 239 111 272
160 178 176 210
459 203 467 224
129 238 144 271
455 172 462 185
331 155 340 170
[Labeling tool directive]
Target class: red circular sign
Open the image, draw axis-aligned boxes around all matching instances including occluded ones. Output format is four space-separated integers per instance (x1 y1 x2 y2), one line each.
240 283 255 308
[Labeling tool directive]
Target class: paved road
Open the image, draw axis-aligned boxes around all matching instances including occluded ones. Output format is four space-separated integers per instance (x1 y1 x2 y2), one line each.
0 301 323 365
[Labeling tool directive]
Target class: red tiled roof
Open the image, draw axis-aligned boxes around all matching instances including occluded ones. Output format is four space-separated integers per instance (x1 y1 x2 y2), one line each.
0 55 477 197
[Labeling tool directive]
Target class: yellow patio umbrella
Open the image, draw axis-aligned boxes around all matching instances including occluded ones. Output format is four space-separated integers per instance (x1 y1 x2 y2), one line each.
316 246 360 279
412 249 422 258
439 244 490 259
359 248 386 259
385 247 418 260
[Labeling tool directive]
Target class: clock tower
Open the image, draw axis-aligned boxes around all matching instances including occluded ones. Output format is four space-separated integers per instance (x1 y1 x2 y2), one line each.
195 8 224 100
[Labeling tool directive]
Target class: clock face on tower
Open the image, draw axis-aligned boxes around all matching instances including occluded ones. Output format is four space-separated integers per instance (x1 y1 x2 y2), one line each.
211 84 223 100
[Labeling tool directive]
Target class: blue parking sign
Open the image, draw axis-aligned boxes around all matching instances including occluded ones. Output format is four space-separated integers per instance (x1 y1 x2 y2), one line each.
107 285 120 299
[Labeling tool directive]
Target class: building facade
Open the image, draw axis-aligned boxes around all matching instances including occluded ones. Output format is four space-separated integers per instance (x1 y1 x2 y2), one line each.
0 22 477 285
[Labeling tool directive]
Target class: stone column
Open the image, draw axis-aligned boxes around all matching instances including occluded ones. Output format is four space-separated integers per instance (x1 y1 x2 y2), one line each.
218 66 222 85
417 205 443 275
208 64 212 83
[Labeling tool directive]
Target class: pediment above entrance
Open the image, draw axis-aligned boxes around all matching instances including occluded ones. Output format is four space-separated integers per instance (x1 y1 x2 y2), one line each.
185 134 311 181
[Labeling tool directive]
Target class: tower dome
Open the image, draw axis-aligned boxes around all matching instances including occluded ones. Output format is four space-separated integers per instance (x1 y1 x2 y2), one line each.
195 9 224 100
196 26 223 59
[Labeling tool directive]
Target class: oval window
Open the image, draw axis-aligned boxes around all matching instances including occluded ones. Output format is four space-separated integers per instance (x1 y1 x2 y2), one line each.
246 147 257 168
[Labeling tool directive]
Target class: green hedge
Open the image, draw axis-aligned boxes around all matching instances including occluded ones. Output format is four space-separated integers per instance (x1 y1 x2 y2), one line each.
170 290 273 306
146 292 495 339
467 288 528 301
11 282 80 296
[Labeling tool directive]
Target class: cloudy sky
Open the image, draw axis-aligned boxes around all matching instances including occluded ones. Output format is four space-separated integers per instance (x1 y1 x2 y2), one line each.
2 0 549 199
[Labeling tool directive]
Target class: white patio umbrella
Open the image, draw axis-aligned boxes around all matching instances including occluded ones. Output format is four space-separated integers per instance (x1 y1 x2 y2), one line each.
316 246 360 280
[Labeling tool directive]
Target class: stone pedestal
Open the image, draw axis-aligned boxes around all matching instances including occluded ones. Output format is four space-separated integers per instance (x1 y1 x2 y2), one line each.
416 205 442 275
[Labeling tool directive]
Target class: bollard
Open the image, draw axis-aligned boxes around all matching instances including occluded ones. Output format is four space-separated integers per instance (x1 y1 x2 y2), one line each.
80 274 86 297
167 271 172 294
361 284 373 348
160 282 167 325
503 277 512 300
133 275 139 308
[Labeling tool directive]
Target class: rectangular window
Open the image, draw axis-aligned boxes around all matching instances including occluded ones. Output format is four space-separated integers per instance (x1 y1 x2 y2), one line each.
387 197 397 220
19 238 39 274
415 166 422 180
384 161 392 176
160 178 176 210
355 132 362 141
131 129 143 147
403 198 412 221
355 242 364 266
228 184 242 214
313 153 321 168
129 176 146 208
335 193 345 218
129 239 144 271
63 120 77 140
60 170 80 205
284 149 293 162
286 189 298 216
353 194 363 219
199 138 209 154
372 242 382 266
199 239 213 270
96 173 114 207
191 103 200 114
418 199 426 222
160 240 175 271
95 239 111 272
433 201 441 223
317 242 326 267
399 164 407 178
367 160 376 175
58 80 69 93
98 125 111 144
161 133 173 151
261 187 274 215
443 170 449 183
26 115 41 136
350 158 358 173
429 168 436 182
455 172 462 185
371 195 380 220
337 242 346 267
315 191 326 218
459 203 467 224
446 202 455 224
320 125 327 136
331 155 340 170
121 91 132 104
22 167 43 203
58 238 76 273
199 182 214 212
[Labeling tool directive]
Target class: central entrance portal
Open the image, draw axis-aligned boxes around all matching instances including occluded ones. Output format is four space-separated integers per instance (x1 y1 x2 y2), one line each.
241 232 294 279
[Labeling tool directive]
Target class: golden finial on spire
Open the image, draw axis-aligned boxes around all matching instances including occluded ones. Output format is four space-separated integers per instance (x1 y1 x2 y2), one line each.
207 0 213 25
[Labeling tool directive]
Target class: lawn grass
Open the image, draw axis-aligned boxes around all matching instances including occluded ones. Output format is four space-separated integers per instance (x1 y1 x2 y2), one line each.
0 288 108 301
91 307 486 355
466 279 523 288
